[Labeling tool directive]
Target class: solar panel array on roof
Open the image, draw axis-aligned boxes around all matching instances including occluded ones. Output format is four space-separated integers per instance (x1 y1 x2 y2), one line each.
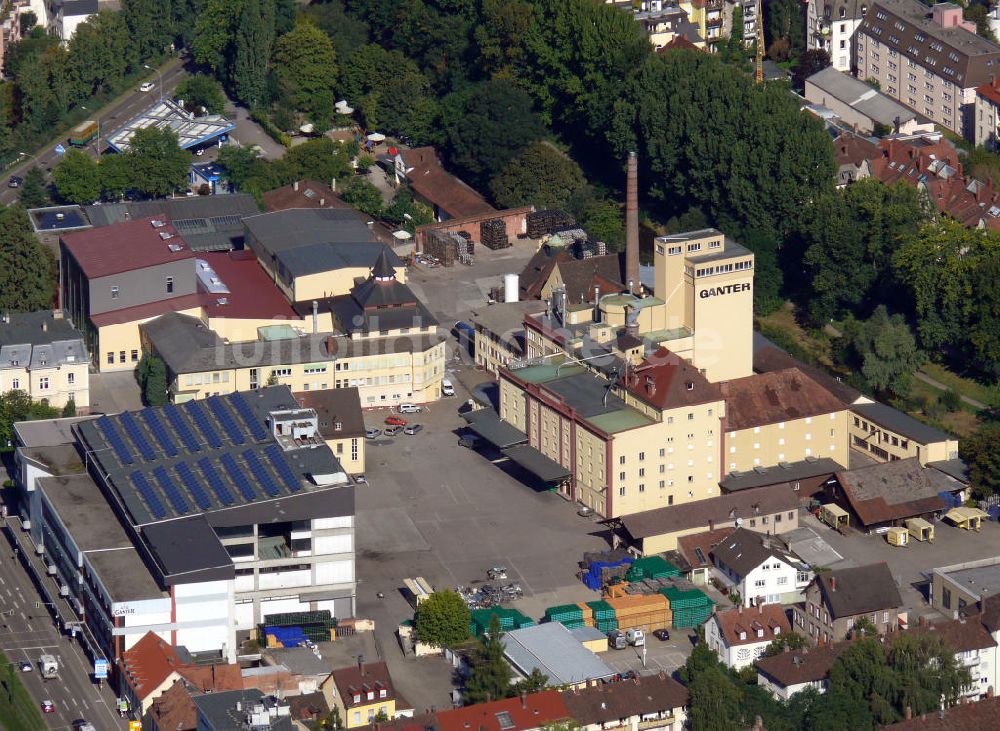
243 449 280 497
175 462 213 511
198 457 235 506
143 409 178 457
132 471 167 519
153 465 190 514
120 411 157 461
164 403 201 452
98 416 134 465
188 400 223 448
230 392 268 441
220 453 257 502
210 214 243 227
264 444 302 493
207 396 245 445
172 218 211 233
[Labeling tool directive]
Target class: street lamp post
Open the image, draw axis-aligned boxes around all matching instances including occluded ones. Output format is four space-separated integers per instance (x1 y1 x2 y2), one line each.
144 64 164 102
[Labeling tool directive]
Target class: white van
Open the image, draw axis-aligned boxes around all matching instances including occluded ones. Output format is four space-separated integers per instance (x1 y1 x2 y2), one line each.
441 378 455 397
398 403 422 414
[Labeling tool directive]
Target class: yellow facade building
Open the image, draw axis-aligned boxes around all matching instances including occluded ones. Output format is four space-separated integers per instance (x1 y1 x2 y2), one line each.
324 660 404 728
0 310 90 411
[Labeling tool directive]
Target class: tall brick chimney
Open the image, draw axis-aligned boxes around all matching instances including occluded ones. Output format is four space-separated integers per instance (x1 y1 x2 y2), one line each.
626 152 640 296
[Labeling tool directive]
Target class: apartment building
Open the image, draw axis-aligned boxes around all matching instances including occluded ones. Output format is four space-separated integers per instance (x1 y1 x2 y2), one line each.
607 1 706 50
792 563 903 644
0 310 89 411
13 387 356 665
704 603 791 670
855 0 1000 139
975 75 1000 148
806 0 869 71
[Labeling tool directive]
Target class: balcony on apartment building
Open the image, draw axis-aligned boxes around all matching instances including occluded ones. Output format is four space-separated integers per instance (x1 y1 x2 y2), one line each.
706 12 724 26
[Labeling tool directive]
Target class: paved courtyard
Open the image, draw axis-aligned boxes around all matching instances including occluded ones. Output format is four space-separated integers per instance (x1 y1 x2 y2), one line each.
790 511 1000 619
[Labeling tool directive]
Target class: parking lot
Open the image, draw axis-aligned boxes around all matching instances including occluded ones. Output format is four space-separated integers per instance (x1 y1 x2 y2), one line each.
788 511 1000 619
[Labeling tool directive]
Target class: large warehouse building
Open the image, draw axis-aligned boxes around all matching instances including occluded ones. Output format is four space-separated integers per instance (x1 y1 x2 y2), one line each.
13 386 356 666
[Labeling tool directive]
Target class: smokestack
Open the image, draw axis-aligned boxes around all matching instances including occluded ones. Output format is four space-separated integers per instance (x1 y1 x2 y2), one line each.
626 152 640 296
312 301 319 334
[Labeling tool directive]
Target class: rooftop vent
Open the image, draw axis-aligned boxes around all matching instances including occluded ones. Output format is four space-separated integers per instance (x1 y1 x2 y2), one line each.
158 231 174 240
216 297 228 305
167 243 183 252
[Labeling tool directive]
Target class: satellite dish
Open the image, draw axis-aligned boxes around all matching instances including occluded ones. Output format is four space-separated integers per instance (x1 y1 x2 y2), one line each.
736 517 744 527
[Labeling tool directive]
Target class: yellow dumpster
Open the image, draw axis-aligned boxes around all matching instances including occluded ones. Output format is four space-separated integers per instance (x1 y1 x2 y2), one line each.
886 526 908 547
820 504 850 533
906 517 934 542
944 507 990 532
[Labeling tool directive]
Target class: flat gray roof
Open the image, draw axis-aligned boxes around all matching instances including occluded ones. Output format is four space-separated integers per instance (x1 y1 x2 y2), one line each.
806 67 917 126
14 416 98 448
941 562 1000 600
86 548 165 603
37 474 135 553
470 301 544 338
502 623 614 685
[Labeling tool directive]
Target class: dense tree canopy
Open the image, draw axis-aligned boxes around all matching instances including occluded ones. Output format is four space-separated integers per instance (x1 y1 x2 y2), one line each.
413 590 470 648
464 615 513 705
272 21 338 125
54 149 101 205
123 127 190 198
840 306 925 398
489 142 587 210
961 422 1000 498
0 205 54 314
175 74 227 115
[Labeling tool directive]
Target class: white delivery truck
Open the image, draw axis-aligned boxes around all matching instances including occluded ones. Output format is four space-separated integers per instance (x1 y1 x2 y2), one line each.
39 654 58 679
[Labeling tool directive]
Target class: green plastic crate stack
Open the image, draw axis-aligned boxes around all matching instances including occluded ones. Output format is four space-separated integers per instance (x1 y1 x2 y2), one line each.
625 556 681 583
263 610 334 627
586 600 618 632
470 608 535 636
660 586 713 629
544 604 584 627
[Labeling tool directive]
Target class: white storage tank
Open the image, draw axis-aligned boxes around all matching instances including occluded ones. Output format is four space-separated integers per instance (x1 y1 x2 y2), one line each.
504 273 519 303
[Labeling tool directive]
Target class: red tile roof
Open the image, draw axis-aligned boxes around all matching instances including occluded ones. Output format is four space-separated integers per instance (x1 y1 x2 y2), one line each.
118 632 182 701
146 680 197 731
882 694 1000 729
331 661 399 710
712 604 792 647
176 662 244 693
755 641 851 688
401 147 496 219
436 691 570 731
833 132 880 168
90 293 205 328
561 673 689 724
263 180 339 211
62 216 195 279
621 347 723 411
833 458 945 526
721 367 846 431
908 617 997 653
978 79 1000 108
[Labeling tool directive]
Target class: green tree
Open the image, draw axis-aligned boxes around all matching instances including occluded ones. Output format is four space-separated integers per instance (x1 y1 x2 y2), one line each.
232 0 276 108
18 166 49 208
793 49 831 90
61 400 76 418
98 153 132 200
512 667 548 694
763 631 808 657
0 390 60 453
192 0 246 72
578 199 624 251
681 644 742 731
121 0 173 61
445 79 544 190
489 141 587 210
765 0 805 59
413 589 470 648
138 352 168 407
464 614 512 704
848 616 879 638
342 177 382 217
0 205 54 313
69 11 133 98
475 0 533 79
272 21 338 124
965 2 997 42
961 422 1000 498
125 126 190 198
54 149 101 205
843 306 925 397
175 74 227 115
300 0 370 60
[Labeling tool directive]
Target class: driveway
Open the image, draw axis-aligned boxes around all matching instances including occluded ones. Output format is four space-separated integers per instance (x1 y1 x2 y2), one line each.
226 105 285 160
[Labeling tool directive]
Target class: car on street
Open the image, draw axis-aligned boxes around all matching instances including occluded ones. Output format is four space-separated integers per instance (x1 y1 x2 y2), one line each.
139 81 155 92
7 176 22 188
365 427 381 439
18 661 31 672
41 700 55 713
384 425 403 436
652 628 670 641
354 475 367 484
385 416 407 426
441 378 455 396
403 424 423 435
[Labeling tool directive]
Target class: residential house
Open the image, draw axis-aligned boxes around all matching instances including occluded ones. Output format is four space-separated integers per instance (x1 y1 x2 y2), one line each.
882 696 1000 729
756 641 851 701
805 0 868 71
909 616 998 701
608 1 705 51
118 632 185 715
387 147 495 222
855 0 1000 139
434 692 571 731
48 0 95 40
704 603 792 670
147 681 198 731
562 672 689 731
193 689 293 731
0 310 89 411
295 388 366 475
823 458 946 532
324 660 405 728
677 526 736 586
711 528 813 607
832 132 879 187
517 247 627 303
792 563 903 644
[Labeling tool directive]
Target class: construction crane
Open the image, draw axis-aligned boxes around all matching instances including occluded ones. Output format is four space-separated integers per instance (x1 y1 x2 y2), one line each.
755 0 765 83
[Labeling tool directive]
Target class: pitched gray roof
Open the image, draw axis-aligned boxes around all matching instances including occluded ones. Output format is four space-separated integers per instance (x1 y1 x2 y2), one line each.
501 623 615 685
816 563 902 619
722 457 842 492
852 401 952 444
243 208 376 252
711 527 806 579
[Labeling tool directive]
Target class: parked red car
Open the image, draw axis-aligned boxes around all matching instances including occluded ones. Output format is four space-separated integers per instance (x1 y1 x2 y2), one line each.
385 416 408 426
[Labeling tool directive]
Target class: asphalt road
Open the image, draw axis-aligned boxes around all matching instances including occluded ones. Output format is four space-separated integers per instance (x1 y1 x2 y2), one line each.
0 59 189 206
0 527 126 730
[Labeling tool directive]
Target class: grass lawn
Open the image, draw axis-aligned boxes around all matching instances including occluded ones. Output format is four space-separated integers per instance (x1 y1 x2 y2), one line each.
756 303 835 367
905 378 980 439
919 362 995 408
0 652 45 731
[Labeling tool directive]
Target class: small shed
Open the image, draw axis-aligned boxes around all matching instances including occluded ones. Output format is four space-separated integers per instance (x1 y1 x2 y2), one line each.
944 506 990 532
820 503 849 532
905 517 935 542
886 526 908 547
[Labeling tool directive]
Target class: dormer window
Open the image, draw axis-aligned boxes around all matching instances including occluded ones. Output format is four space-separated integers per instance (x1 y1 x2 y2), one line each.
379 689 387 698
774 626 781 636
353 694 361 704
739 631 747 640
756 628 764 638
367 691 374 701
